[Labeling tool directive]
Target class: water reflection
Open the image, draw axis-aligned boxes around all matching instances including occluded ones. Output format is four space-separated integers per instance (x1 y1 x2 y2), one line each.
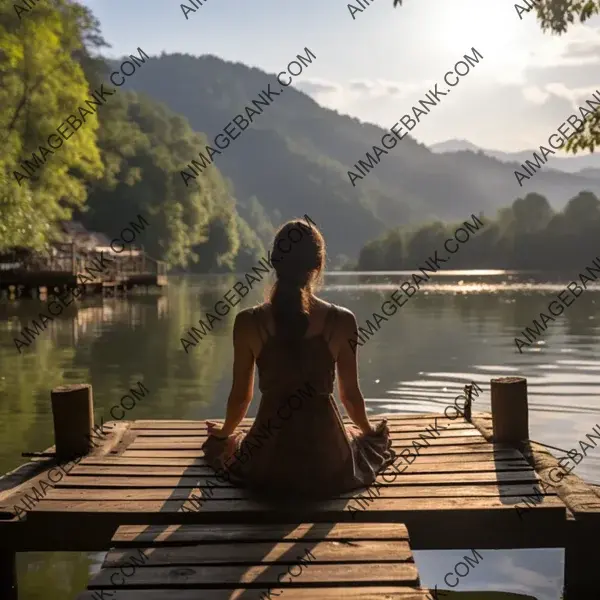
2 271 599 599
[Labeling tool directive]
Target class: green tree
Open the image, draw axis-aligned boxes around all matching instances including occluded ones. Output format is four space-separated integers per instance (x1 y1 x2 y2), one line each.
80 93 239 269
563 191 600 227
382 229 406 270
358 239 386 271
357 191 600 271
405 221 448 264
0 0 105 251
512 193 554 234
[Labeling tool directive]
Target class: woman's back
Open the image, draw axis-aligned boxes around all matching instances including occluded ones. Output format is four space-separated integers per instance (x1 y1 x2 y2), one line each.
203 301 394 499
252 300 338 395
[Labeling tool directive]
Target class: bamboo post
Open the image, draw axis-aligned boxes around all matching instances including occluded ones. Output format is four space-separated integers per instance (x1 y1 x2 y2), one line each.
490 377 529 445
50 384 94 461
0 550 18 600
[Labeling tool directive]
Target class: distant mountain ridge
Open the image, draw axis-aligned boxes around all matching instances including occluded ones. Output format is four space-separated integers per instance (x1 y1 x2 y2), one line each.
122 53 600 258
430 139 600 174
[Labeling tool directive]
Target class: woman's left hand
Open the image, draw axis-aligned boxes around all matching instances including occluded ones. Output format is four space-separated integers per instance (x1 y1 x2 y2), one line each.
207 421 232 439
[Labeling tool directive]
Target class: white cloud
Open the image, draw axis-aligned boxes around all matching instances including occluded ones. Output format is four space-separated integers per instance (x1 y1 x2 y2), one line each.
521 82 600 109
522 85 550 105
297 77 438 105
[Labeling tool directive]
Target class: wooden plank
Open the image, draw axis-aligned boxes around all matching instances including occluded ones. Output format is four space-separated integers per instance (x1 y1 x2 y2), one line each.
130 414 451 427
129 427 481 439
51 470 539 489
111 523 411 545
120 443 510 458
129 418 473 429
521 441 600 521
66 460 531 478
103 540 413 567
126 436 483 450
0 423 130 515
41 483 557 503
76 588 428 599
87 563 420 588
127 429 484 442
78 449 525 467
130 422 476 435
31 495 566 515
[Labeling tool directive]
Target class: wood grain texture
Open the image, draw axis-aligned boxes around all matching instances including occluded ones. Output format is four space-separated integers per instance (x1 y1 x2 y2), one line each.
31 495 565 515
103 540 413 567
111 522 411 544
76 588 429 599
66 459 531 478
78 449 525 467
126 436 485 450
40 483 557 503
129 429 483 440
83 522 421 596
49 470 540 490
88 563 420 588
120 443 512 458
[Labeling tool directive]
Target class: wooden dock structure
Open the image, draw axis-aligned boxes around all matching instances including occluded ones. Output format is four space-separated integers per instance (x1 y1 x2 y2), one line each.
76 522 424 599
0 378 599 598
0 241 167 300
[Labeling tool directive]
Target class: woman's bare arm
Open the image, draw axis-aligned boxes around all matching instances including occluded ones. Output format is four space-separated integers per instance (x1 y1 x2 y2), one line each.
335 309 374 434
217 310 256 436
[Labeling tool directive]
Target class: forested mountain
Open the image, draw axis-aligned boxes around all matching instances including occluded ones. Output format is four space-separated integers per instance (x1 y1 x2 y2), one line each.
120 53 418 263
357 191 600 271
431 139 600 174
124 53 600 261
4 1 600 270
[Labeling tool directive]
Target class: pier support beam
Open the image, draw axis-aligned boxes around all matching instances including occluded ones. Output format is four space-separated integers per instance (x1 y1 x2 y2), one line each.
0 550 18 600
50 384 94 461
490 377 529 445
564 517 598 599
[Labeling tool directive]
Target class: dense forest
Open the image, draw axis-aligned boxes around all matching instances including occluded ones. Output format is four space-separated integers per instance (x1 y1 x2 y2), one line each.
0 1 265 273
3 1 600 270
357 191 600 271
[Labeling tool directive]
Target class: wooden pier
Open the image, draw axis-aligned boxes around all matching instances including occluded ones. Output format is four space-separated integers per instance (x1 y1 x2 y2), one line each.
76 522 424 599
0 378 599 598
0 241 167 300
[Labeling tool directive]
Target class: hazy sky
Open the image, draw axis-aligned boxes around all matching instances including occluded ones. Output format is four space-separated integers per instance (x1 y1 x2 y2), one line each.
79 0 600 152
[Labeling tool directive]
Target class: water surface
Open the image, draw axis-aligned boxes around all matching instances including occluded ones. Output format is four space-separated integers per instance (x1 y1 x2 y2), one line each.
1 271 599 599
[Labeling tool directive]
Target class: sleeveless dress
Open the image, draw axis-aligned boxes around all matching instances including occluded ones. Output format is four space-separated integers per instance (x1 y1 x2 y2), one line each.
201 303 396 500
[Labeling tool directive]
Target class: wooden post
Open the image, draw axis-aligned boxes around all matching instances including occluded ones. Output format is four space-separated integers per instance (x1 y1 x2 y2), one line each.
564 517 599 599
463 384 473 422
50 384 94 461
0 550 18 600
490 377 529 445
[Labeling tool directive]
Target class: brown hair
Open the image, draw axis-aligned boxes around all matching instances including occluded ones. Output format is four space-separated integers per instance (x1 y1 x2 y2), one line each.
268 218 326 342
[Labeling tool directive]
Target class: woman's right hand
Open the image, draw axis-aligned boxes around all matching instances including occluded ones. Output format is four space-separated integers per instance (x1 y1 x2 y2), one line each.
362 420 387 436
360 422 377 436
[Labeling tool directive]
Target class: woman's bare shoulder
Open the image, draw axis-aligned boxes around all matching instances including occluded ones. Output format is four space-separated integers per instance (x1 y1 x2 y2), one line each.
234 305 259 329
332 304 355 318
239 302 271 314
330 303 357 331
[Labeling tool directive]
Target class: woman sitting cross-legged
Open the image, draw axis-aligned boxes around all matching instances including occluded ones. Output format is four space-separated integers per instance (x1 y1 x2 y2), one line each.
202 218 395 499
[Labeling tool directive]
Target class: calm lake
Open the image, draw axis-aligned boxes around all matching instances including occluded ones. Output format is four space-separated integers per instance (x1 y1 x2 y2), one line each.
1 271 599 600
